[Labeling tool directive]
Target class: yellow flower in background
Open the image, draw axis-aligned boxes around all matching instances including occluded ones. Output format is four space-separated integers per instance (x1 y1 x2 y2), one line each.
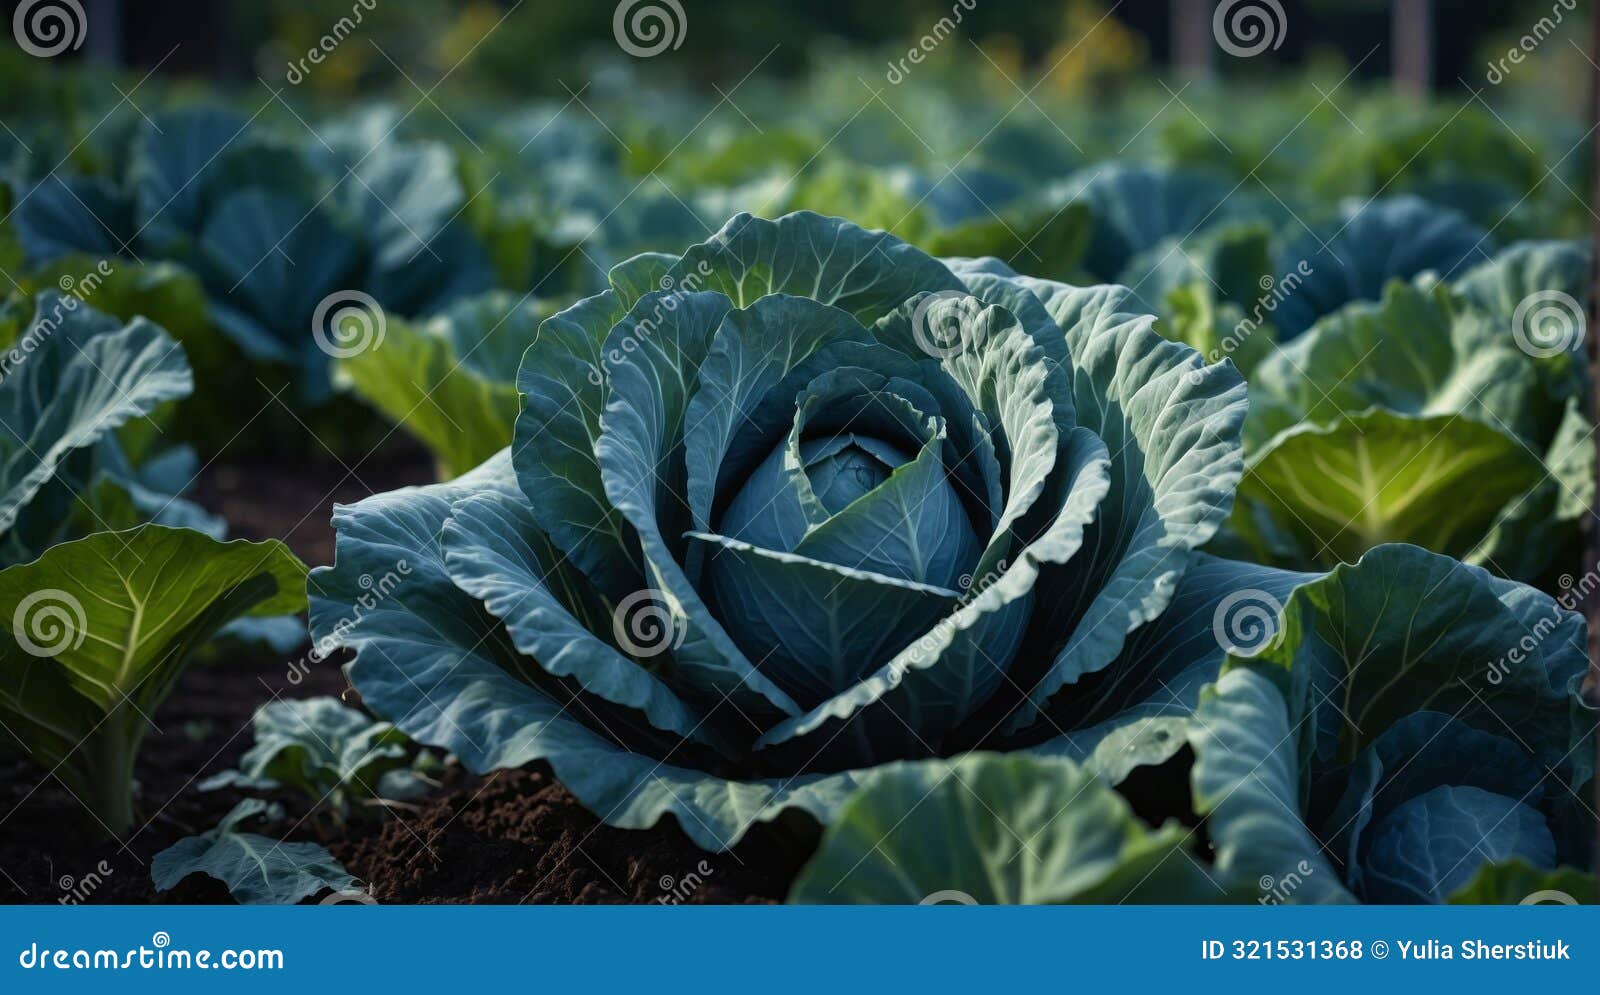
1041 0 1146 95
436 2 504 71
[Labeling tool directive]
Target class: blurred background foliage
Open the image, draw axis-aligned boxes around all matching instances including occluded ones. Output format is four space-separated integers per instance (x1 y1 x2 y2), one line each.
1 0 1591 107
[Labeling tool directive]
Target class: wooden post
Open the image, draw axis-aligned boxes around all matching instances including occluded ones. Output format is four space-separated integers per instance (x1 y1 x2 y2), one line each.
84 0 122 65
1392 0 1432 98
1172 0 1215 81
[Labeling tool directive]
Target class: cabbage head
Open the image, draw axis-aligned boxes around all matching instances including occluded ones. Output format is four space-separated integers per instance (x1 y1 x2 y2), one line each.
310 211 1295 849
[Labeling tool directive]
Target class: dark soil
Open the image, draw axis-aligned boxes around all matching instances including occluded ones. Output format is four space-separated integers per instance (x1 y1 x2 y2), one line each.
189 441 437 567
0 445 799 905
332 767 806 904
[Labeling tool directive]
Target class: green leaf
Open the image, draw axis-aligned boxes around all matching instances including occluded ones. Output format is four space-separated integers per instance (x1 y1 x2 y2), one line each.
790 754 1228 904
11 175 133 264
0 296 191 535
128 107 251 249
512 288 642 601
339 293 550 478
971 274 1247 731
1455 239 1590 319
0 527 306 834
923 192 1092 282
1190 668 1358 904
1023 551 1318 784
595 288 802 718
152 799 359 905
1122 221 1275 313
1272 196 1492 338
666 211 963 323
1246 280 1561 450
1158 283 1276 379
441 481 726 753
197 189 362 380
1469 399 1594 579
1068 164 1263 281
1235 411 1543 568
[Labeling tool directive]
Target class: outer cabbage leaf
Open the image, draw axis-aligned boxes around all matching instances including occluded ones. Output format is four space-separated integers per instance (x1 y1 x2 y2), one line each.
1271 196 1492 338
790 754 1226 904
0 528 307 834
0 294 190 535
339 293 553 478
153 799 358 905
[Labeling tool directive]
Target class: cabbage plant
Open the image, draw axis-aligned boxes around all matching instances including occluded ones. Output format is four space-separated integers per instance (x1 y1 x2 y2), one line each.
311 211 1312 849
9 106 494 399
0 292 308 833
1224 241 1591 581
1193 545 1595 903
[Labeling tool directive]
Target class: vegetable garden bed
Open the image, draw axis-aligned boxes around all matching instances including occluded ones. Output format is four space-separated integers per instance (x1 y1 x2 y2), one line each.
1 2 1597 910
